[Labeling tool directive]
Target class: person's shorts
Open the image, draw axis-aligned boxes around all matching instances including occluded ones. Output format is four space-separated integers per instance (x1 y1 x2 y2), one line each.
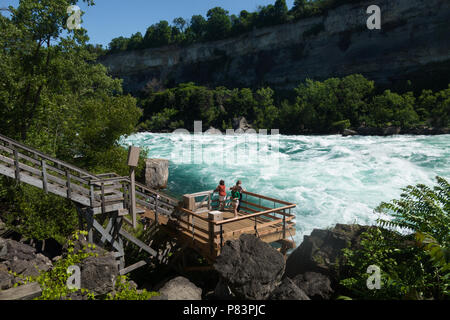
232 199 239 207
219 195 226 202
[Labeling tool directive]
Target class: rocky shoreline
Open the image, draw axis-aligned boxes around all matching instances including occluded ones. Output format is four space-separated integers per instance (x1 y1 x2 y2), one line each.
0 217 411 300
137 117 450 137
211 224 373 300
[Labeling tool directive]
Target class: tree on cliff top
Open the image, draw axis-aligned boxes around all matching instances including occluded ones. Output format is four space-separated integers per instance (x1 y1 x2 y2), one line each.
205 7 232 41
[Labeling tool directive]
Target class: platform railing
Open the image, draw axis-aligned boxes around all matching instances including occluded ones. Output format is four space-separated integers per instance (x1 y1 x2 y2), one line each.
179 190 296 256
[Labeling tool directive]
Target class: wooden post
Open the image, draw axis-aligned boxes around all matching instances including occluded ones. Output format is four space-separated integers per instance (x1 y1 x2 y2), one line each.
101 182 105 215
282 211 286 239
41 160 48 194
127 146 140 229
191 215 195 241
130 167 136 229
66 170 71 199
155 195 159 225
220 224 223 249
123 183 128 209
89 183 95 208
208 211 223 256
13 149 20 183
87 209 94 243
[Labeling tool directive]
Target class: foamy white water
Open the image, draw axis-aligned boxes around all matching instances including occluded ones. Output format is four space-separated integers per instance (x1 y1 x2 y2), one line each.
120 133 450 243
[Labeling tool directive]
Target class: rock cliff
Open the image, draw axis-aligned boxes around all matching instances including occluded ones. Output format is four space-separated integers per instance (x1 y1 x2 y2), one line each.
100 0 450 94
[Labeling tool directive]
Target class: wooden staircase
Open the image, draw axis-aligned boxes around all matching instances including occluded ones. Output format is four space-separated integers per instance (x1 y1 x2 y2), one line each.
0 133 181 274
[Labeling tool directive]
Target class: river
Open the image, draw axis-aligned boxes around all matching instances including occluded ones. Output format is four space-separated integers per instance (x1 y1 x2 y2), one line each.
120 132 450 243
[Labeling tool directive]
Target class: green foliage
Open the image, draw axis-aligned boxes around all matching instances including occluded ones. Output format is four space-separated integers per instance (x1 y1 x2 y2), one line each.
139 75 449 134
0 0 142 242
375 176 450 246
11 231 159 300
366 91 419 128
205 7 232 41
105 275 160 300
340 228 437 300
0 181 78 243
341 177 450 299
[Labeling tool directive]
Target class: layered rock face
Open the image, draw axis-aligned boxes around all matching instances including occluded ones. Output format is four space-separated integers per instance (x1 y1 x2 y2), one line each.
100 0 450 94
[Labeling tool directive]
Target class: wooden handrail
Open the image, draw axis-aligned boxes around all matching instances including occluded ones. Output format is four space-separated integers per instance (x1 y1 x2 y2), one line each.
214 204 296 226
0 133 97 180
180 207 211 223
241 190 294 206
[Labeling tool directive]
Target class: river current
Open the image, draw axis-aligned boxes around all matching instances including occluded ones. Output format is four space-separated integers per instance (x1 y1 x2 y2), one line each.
120 132 450 243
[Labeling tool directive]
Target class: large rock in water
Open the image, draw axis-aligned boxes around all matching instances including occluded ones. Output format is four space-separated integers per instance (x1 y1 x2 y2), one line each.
80 254 118 295
285 224 370 283
269 277 310 300
214 234 285 300
159 276 202 300
232 117 252 132
145 159 169 189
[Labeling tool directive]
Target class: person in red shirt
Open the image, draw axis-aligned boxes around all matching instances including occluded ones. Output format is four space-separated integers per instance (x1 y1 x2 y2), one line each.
215 180 227 211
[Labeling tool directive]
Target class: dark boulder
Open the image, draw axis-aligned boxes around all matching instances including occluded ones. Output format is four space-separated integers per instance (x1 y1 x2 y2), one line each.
382 126 401 135
356 126 401 136
292 272 334 300
342 129 357 137
159 276 202 300
0 270 14 290
402 126 450 135
214 234 285 300
269 277 310 300
0 239 53 277
8 253 52 277
285 224 370 283
213 278 235 300
79 254 118 295
0 219 6 234
0 238 37 262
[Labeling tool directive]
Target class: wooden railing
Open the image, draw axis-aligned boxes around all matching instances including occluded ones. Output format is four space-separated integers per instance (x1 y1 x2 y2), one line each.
0 133 180 220
178 190 296 256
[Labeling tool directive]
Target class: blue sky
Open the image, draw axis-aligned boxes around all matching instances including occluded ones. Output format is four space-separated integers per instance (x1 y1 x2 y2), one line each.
2 0 295 47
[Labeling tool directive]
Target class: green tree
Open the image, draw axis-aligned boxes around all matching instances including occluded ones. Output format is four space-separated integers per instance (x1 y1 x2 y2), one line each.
205 7 232 40
108 36 129 52
128 32 143 50
367 90 419 128
143 20 172 48
188 14 207 40
0 0 142 241
173 17 187 33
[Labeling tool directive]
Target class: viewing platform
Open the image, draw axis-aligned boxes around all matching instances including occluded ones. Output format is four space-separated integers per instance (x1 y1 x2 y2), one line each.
140 190 297 262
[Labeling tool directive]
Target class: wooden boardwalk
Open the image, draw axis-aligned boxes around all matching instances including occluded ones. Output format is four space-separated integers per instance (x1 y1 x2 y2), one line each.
0 133 297 272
